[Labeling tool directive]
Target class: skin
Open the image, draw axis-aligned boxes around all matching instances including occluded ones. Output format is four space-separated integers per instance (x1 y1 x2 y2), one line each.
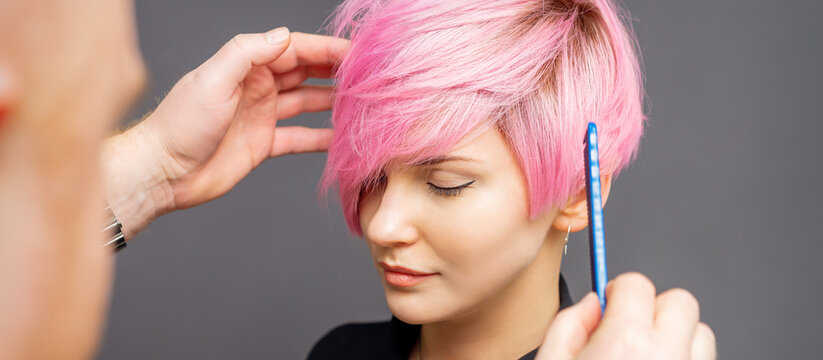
359 126 715 360
0 1 714 357
359 125 610 359
102 30 350 239
0 0 144 358
538 274 718 360
0 2 347 356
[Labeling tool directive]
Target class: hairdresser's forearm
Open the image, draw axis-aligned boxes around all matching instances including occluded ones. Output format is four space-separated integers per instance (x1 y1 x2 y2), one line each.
101 119 175 239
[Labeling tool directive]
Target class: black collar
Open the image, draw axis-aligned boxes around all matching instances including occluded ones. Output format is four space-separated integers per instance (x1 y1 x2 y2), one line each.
387 273 574 360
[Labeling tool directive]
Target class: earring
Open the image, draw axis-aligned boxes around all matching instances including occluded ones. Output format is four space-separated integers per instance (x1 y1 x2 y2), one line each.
563 223 571 255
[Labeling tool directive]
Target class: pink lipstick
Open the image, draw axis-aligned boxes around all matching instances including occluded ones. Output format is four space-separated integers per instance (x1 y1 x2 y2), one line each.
379 262 438 287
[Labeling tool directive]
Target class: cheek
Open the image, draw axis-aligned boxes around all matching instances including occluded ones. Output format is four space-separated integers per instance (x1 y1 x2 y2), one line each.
358 192 388 257
431 181 542 288
357 189 380 235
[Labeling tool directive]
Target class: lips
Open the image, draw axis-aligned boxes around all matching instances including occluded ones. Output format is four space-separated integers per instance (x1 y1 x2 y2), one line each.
378 261 438 287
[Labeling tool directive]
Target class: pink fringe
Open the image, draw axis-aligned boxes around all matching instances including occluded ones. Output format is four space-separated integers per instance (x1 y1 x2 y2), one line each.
318 0 647 236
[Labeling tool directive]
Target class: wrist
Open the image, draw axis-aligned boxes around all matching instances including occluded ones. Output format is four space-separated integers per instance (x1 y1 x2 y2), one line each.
101 118 174 239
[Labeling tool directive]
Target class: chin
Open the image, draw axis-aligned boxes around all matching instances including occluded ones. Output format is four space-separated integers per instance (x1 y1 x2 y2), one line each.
383 287 452 325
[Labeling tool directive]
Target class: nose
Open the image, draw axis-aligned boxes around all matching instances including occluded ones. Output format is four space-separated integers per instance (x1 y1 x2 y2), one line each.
363 174 420 248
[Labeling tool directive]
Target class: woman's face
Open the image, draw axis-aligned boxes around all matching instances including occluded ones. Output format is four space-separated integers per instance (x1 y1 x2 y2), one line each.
358 126 559 324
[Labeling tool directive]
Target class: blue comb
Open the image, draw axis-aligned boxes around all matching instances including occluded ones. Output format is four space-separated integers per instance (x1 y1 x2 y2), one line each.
584 122 608 315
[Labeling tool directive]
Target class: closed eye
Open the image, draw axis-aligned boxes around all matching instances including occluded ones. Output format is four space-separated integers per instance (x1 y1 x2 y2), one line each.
427 180 475 198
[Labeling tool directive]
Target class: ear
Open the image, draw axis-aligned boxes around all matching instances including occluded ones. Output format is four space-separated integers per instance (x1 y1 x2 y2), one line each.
551 174 612 233
0 62 17 126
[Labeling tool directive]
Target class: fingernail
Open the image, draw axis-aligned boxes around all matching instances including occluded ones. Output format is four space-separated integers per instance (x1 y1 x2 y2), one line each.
265 27 290 45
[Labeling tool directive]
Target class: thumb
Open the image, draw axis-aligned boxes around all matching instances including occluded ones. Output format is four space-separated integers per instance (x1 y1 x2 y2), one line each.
536 292 602 360
195 27 291 94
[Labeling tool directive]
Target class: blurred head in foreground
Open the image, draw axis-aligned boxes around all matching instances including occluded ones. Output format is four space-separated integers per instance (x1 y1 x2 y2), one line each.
0 1 145 358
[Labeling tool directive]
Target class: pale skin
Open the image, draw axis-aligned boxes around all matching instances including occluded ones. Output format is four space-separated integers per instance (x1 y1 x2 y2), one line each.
0 1 715 357
359 128 716 360
0 1 346 356
102 29 350 240
359 127 573 360
0 0 144 358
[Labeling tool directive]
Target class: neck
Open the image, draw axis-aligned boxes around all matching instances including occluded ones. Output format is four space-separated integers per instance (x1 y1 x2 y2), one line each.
417 240 563 360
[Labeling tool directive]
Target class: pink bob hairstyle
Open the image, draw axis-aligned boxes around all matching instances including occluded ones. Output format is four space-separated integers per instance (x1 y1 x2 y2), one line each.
318 0 646 237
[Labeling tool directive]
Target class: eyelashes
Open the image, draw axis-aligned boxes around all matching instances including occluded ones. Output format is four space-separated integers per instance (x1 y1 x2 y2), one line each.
427 180 476 198
367 173 475 198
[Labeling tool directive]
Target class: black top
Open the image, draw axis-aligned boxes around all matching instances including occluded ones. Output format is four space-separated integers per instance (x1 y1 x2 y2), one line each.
308 274 574 360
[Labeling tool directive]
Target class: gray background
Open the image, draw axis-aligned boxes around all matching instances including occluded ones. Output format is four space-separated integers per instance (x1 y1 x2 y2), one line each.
99 0 823 359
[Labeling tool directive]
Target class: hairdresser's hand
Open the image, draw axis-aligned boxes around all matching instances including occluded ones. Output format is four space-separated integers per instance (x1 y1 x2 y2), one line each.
102 28 349 238
537 272 716 360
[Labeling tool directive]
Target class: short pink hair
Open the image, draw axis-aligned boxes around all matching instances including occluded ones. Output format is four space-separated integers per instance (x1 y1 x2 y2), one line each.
318 0 646 236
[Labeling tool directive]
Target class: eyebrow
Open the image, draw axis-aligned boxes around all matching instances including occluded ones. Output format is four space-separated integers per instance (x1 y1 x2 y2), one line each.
411 155 478 167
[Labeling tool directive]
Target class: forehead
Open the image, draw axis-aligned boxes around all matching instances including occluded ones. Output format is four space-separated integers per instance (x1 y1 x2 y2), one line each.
391 127 514 170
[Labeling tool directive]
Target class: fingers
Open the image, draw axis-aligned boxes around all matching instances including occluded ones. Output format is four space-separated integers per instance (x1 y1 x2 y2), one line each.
536 292 602 360
270 126 334 157
267 32 350 74
542 272 711 359
277 85 334 119
275 65 334 91
691 322 717 360
602 272 657 328
196 27 292 94
655 288 700 352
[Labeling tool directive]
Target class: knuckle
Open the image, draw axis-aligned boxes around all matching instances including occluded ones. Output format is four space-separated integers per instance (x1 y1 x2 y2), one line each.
181 70 198 86
613 325 653 354
614 272 656 294
662 287 700 315
550 311 578 331
230 34 251 52
552 308 575 325
547 308 591 343
697 322 717 345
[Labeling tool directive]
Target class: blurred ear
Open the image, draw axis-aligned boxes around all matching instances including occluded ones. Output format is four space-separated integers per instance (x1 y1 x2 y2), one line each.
0 62 17 124
552 174 612 233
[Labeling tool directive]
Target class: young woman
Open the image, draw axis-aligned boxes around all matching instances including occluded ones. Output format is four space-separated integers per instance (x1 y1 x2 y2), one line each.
310 0 711 359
